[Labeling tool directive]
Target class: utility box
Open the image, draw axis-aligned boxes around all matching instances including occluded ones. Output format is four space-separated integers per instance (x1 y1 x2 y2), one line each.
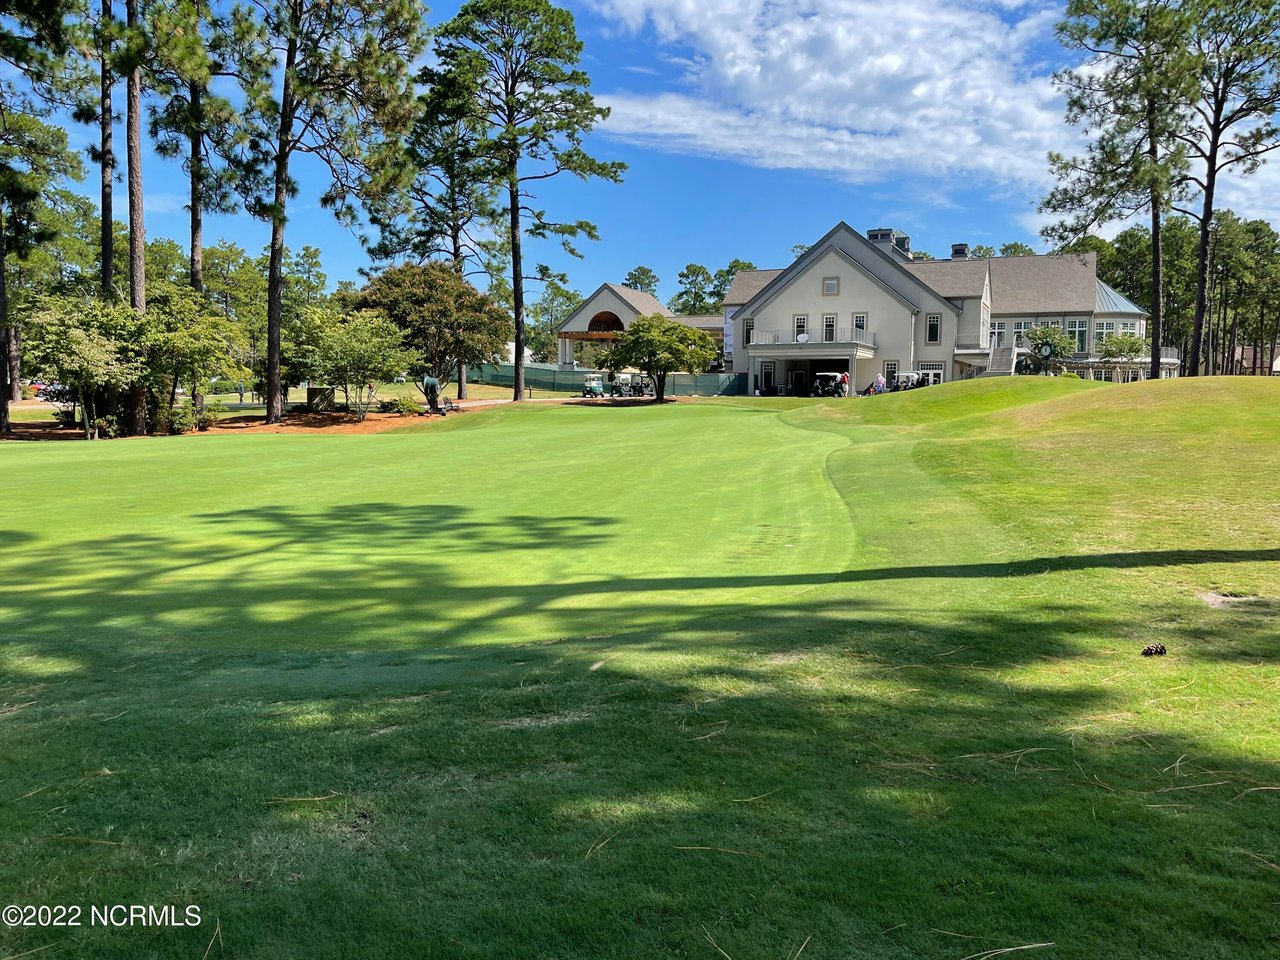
307 387 335 412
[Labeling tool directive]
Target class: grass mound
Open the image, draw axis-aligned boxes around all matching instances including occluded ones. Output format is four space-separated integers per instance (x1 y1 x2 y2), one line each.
843 375 1104 425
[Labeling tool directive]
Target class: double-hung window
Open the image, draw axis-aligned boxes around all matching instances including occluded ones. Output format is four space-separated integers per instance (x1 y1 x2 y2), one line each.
853 312 867 332
1067 319 1088 352
822 314 837 343
926 314 941 344
743 318 754 345
794 315 808 342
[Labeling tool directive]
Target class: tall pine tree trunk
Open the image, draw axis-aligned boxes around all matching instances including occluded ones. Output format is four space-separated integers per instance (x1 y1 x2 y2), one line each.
264 34 297 425
99 0 114 299
6 326 19 403
451 233 467 400
125 0 144 312
1227 295 1239 375
124 0 147 435
1187 122 1222 377
189 80 204 292
1147 114 1164 382
0 209 10 433
508 168 525 402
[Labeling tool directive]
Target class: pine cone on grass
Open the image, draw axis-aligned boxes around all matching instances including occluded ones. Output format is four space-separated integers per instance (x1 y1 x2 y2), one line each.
1141 643 1167 657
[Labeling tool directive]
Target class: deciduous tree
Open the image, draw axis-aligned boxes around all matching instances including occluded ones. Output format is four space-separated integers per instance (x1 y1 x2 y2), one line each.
526 278 580 363
353 261 511 398
315 308 411 420
602 313 715 403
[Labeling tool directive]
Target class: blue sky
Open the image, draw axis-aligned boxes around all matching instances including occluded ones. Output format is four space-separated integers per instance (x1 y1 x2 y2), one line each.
57 0 1280 305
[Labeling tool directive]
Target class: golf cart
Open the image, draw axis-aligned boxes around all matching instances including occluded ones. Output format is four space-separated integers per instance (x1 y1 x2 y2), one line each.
610 373 655 398
811 372 845 397
582 373 605 398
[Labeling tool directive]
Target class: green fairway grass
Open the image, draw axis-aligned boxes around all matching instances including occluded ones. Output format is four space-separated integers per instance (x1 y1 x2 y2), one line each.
1 378 1277 959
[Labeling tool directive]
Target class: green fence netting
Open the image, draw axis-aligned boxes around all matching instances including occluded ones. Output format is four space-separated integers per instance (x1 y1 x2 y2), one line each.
469 364 748 396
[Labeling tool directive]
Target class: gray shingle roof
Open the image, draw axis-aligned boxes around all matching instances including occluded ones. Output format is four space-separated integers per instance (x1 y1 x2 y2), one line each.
1095 279 1147 316
674 314 724 328
723 269 784 306
986 252 1097 315
604 283 673 317
901 259 988 299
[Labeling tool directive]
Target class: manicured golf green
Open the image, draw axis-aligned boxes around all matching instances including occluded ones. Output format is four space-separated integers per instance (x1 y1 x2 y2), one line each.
1 378 1277 959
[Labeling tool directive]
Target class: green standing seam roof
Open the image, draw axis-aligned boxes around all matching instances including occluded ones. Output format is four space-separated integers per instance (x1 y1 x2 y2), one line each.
1096 279 1148 316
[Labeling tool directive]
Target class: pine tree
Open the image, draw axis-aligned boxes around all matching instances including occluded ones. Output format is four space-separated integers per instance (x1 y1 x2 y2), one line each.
233 0 427 423
429 0 624 401
1176 0 1280 375
0 116 83 429
1042 0 1195 380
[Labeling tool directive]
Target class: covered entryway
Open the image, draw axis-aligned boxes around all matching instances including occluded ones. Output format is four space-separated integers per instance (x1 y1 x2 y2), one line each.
587 311 624 333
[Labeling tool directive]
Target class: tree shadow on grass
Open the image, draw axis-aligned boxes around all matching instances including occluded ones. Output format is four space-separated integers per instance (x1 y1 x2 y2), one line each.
1 508 1278 958
1 500 1275 656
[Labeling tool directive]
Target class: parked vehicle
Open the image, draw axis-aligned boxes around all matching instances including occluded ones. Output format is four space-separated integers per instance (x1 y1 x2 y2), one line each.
810 372 845 397
892 372 929 391
610 374 654 397
582 374 604 397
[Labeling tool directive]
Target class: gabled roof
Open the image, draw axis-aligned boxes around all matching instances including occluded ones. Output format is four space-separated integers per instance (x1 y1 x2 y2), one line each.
901 259 989 299
555 282 674 333
724 270 784 306
1095 279 1147 316
604 283 673 318
673 314 724 329
987 252 1097 315
732 222 963 320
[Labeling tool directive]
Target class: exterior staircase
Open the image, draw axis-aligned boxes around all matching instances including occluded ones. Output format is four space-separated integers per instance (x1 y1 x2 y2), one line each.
978 346 1016 377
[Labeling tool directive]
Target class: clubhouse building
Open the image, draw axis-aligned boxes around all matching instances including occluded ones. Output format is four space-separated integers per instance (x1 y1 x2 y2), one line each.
555 222 1180 394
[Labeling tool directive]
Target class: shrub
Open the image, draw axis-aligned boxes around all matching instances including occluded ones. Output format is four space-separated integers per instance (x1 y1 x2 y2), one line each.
388 395 422 417
1061 372 1081 380
196 400 224 432
158 401 196 435
20 383 34 400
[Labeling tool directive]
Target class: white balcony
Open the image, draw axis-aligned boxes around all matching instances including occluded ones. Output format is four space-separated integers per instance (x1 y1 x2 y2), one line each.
749 328 877 348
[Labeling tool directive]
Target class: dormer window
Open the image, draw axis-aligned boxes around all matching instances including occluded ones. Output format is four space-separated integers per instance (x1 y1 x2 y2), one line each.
822 277 839 296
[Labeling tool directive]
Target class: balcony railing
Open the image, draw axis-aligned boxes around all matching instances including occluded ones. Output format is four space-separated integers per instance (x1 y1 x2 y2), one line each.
749 328 877 347
955 336 986 350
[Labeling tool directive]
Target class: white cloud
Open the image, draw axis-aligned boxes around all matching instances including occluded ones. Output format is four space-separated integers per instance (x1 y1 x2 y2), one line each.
143 192 188 216
590 0 1071 187
588 0 1280 226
